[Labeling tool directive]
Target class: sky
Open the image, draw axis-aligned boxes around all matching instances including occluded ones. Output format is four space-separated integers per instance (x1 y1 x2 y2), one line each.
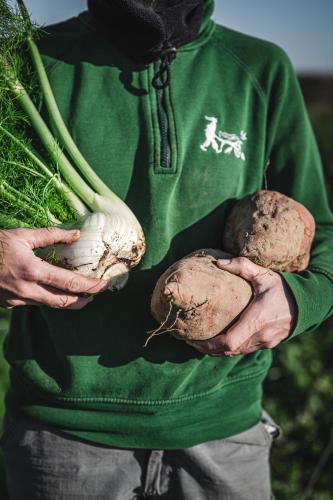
21 0 333 74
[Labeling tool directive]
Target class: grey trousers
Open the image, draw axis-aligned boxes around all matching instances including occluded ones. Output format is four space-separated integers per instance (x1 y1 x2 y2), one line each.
0 413 279 500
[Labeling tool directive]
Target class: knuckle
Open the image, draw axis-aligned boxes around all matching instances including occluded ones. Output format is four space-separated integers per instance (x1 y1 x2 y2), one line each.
261 330 274 343
239 256 249 264
54 295 90 310
19 266 37 282
255 268 276 285
45 227 62 240
40 227 56 236
56 295 73 309
36 270 52 285
250 316 265 333
66 276 82 293
238 256 249 268
239 256 257 277
15 284 31 300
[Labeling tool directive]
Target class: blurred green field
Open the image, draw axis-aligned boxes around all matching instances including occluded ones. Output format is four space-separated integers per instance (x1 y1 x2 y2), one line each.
0 76 332 499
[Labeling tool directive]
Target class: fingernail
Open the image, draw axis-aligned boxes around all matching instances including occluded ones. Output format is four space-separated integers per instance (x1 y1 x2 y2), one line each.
215 259 232 266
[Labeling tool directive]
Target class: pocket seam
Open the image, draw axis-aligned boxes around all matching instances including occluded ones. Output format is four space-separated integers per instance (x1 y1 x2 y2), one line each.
223 422 271 448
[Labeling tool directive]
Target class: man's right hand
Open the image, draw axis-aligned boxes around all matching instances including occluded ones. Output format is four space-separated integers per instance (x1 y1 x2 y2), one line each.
0 227 109 310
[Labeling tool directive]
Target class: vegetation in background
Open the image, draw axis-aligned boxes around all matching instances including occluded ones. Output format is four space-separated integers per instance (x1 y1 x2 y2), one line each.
264 76 333 500
0 76 332 500
265 318 333 499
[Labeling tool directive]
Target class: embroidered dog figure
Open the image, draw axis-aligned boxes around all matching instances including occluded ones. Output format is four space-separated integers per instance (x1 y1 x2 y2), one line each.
200 116 221 153
200 116 247 160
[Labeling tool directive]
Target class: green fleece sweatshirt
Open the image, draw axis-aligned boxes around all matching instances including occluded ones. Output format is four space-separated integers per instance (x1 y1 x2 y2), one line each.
4 0 333 449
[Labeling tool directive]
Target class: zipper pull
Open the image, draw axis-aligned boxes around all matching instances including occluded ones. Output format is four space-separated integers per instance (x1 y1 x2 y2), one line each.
152 46 177 90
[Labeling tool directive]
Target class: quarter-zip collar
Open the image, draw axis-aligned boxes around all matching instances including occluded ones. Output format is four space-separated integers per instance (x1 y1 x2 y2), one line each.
179 0 215 52
87 0 214 64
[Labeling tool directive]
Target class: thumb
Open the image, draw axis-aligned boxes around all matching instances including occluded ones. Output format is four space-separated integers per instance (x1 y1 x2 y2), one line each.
24 227 81 249
215 256 271 286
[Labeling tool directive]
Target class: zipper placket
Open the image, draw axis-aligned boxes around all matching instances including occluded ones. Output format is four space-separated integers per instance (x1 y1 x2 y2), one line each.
155 67 171 169
151 46 177 171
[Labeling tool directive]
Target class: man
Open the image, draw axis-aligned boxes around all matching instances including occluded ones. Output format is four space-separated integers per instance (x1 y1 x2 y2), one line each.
1 0 333 498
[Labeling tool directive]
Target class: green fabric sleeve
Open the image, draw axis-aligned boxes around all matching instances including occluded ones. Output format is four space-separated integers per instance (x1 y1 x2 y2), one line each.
281 271 333 337
264 49 333 338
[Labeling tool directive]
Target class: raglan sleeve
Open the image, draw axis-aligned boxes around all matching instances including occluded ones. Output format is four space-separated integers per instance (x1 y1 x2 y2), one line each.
264 48 333 338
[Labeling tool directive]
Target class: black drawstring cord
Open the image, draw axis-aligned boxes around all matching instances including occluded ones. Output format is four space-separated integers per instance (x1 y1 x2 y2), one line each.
152 46 177 90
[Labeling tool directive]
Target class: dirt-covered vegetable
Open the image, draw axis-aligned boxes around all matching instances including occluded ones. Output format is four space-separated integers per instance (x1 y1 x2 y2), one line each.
222 190 315 272
149 249 252 343
149 189 315 347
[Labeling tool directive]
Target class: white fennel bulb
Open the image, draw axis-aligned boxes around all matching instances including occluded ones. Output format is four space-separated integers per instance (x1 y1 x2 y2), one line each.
0 1 147 293
52 195 146 291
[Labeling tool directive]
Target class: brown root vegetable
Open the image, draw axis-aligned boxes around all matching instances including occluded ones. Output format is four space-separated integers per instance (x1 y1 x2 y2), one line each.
149 249 252 342
222 190 315 272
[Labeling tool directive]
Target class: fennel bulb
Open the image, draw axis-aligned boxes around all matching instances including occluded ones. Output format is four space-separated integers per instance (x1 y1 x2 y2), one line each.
0 0 146 291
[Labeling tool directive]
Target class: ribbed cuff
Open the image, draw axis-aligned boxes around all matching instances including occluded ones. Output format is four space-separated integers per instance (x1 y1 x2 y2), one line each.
280 269 333 339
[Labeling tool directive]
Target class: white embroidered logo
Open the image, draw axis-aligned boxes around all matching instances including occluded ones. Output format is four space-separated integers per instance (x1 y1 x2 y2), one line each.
200 116 247 161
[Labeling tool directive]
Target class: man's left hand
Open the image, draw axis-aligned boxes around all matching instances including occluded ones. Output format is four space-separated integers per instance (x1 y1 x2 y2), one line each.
187 257 297 356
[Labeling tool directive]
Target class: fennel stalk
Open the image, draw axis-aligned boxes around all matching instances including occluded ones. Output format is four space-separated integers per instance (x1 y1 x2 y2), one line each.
0 0 146 290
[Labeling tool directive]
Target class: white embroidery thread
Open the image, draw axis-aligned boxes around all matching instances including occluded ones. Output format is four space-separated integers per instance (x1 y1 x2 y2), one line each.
200 116 247 161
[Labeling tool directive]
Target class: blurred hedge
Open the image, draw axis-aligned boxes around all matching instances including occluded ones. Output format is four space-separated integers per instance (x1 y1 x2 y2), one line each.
264 76 333 499
0 76 332 499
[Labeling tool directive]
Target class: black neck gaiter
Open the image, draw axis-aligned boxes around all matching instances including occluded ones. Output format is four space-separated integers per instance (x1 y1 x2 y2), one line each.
87 0 204 64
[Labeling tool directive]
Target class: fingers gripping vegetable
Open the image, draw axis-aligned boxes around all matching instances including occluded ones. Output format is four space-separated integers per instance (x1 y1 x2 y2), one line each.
0 227 109 310
148 250 252 344
0 0 145 291
149 189 315 345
